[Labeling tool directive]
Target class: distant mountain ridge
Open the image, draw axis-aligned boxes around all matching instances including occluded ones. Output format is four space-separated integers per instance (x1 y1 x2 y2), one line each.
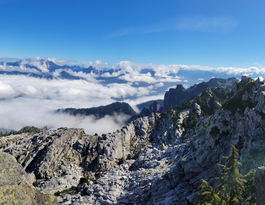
0 58 248 102
57 102 137 119
163 77 237 111
136 99 164 112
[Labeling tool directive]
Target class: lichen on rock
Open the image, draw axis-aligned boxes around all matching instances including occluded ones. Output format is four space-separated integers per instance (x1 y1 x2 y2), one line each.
0 152 59 205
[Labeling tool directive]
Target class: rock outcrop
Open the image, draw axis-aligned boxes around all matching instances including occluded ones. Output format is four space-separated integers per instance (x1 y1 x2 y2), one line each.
0 151 59 205
139 101 161 117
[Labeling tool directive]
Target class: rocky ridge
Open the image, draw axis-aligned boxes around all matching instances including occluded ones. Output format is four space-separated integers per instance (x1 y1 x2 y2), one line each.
1 76 265 204
163 77 237 111
57 102 137 120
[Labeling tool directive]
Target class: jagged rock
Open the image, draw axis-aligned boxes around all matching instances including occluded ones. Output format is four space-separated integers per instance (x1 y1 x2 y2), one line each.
163 77 237 111
149 101 160 113
0 128 98 180
139 101 161 117
241 75 249 82
139 106 150 117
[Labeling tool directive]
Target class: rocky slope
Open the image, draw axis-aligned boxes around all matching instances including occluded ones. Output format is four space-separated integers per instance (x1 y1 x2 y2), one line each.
1 76 265 204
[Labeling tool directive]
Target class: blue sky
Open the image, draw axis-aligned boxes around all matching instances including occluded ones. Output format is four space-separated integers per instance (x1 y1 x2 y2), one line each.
1 0 265 68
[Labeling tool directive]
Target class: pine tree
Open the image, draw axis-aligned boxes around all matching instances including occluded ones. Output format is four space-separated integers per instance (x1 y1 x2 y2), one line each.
194 179 226 205
216 145 246 204
243 169 256 205
194 145 246 205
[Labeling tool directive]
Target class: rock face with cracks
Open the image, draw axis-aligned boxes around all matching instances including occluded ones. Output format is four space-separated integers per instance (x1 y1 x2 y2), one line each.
1 76 265 204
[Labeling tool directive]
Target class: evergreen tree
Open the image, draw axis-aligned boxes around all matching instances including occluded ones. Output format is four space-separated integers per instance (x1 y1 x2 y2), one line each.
194 145 246 205
194 179 226 205
215 145 246 205
243 169 256 205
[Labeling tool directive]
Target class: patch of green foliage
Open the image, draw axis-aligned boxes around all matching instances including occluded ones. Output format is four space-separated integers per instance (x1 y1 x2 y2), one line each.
17 126 41 134
243 169 256 205
195 88 228 117
182 107 198 131
175 100 192 111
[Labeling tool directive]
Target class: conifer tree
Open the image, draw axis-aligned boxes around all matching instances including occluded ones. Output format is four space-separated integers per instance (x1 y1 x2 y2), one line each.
194 145 246 205
216 145 246 205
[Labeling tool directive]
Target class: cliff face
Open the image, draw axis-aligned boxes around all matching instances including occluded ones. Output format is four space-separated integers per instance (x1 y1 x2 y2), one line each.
164 84 186 111
1 76 265 204
139 100 161 117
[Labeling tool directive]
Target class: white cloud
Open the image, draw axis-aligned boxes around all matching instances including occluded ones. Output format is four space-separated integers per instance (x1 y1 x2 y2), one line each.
0 97 128 135
45 57 73 65
119 72 156 83
183 84 189 89
101 70 122 78
0 75 151 101
0 81 17 98
155 82 164 88
0 74 157 134
124 94 164 113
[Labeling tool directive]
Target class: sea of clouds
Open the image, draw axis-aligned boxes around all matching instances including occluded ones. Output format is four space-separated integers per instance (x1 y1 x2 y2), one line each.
0 74 164 134
0 57 264 135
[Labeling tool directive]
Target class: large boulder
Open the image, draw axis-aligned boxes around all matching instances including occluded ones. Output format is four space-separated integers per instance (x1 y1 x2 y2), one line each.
0 151 59 205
